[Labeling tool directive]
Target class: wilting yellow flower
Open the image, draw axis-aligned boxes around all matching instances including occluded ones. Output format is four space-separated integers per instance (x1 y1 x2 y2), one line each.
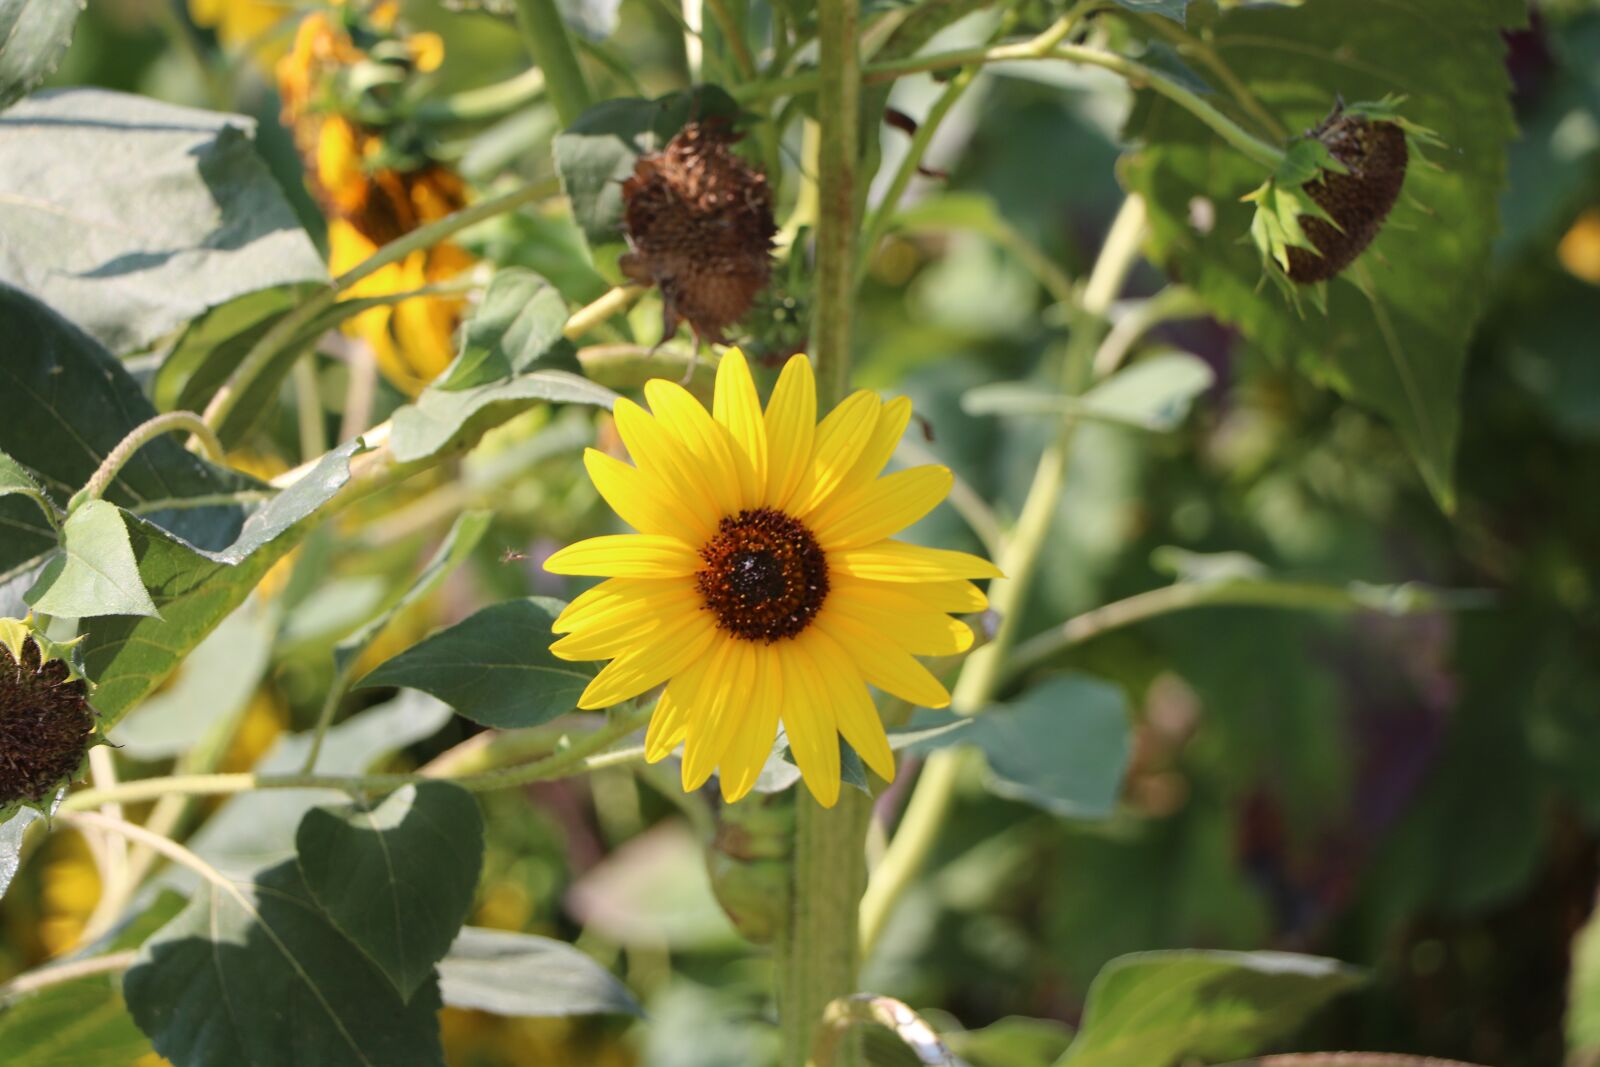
545 351 1000 807
276 5 473 395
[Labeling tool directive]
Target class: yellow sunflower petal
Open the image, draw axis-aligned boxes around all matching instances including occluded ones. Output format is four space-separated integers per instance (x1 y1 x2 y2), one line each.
828 395 914 505
914 579 990 614
763 355 817 509
816 613 952 709
780 639 841 808
550 588 701 660
790 391 879 516
829 540 1003 582
553 577 691 634
682 640 756 792
612 397 724 525
645 653 713 761
576 616 718 709
544 534 701 578
712 349 768 507
645 379 746 517
584 449 710 545
810 466 954 550
719 645 782 803
824 585 974 657
807 628 895 783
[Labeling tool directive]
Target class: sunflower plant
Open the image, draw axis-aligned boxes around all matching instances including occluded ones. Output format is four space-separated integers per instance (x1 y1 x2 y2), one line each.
0 0 1552 1065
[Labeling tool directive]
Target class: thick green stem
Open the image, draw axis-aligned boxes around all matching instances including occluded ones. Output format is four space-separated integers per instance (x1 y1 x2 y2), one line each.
415 66 547 125
71 412 226 512
511 0 593 128
778 4 868 1066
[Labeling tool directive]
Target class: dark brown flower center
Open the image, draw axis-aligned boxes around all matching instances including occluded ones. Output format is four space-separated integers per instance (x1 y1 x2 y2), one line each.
696 508 828 642
0 637 95 807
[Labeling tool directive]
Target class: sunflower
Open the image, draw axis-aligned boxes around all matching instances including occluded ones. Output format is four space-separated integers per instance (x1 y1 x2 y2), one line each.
544 350 1000 807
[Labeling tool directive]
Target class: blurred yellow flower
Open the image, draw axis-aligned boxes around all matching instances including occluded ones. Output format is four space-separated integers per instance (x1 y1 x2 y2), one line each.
1558 207 1600 286
276 4 474 395
188 0 294 64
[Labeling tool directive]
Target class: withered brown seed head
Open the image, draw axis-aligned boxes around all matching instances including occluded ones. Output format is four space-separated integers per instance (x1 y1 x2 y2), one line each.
1286 109 1408 284
696 508 828 643
0 638 94 807
620 121 777 343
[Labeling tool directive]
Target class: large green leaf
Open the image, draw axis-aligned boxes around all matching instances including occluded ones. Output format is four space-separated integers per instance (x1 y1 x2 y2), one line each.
296 782 485 1002
82 441 366 727
903 674 1132 819
1121 0 1525 508
124 860 445 1067
436 269 582 390
357 597 597 727
437 927 642 1018
0 972 152 1067
962 353 1216 433
389 371 617 464
0 89 325 354
0 0 82 110
1058 951 1363 1067
0 286 258 618
25 500 158 619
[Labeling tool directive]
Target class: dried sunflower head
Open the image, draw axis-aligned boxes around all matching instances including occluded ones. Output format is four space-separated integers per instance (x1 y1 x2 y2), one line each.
1247 95 1437 293
620 120 777 344
0 618 95 809
1284 106 1409 284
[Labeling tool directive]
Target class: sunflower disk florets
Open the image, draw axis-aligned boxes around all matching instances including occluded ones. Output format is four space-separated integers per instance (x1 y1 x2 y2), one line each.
0 618 95 808
620 120 778 344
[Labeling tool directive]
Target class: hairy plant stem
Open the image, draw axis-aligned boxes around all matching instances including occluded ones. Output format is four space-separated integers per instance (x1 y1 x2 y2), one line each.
776 5 869 1066
510 0 593 127
70 412 226 512
60 704 654 813
858 195 1149 959
203 179 559 435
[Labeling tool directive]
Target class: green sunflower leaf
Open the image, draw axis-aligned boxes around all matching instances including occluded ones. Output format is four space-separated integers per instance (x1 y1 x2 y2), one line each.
356 597 598 728
0 971 152 1067
25 500 158 619
1121 0 1526 509
1056 950 1364 1067
436 269 582 390
0 89 325 354
437 927 643 1018
0 0 82 110
297 782 485 1002
389 371 617 464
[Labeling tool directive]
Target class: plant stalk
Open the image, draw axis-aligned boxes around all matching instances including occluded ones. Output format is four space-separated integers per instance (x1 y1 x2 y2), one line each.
70 412 226 512
778 3 870 1065
510 0 593 127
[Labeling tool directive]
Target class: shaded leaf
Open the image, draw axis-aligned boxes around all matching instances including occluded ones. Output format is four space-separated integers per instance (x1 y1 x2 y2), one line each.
389 372 617 464
0 0 82 110
903 674 1132 819
0 89 324 354
437 926 642 1018
0 286 259 619
125 861 445 1067
297 782 485 1002
951 1015 1075 1067
0 972 152 1067
26 500 158 619
357 597 597 728
1122 0 1525 508
437 269 581 390
1058 950 1363 1067
82 441 365 727
0 450 57 530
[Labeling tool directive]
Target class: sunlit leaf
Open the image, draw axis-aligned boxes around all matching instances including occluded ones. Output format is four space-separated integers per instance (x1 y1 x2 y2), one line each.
437 927 642 1018
389 372 617 464
0 0 83 109
437 269 581 391
26 501 158 619
0 972 152 1067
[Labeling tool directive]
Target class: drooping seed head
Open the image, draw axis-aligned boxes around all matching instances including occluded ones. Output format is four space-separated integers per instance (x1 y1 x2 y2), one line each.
1285 107 1409 284
0 620 95 808
620 121 778 343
